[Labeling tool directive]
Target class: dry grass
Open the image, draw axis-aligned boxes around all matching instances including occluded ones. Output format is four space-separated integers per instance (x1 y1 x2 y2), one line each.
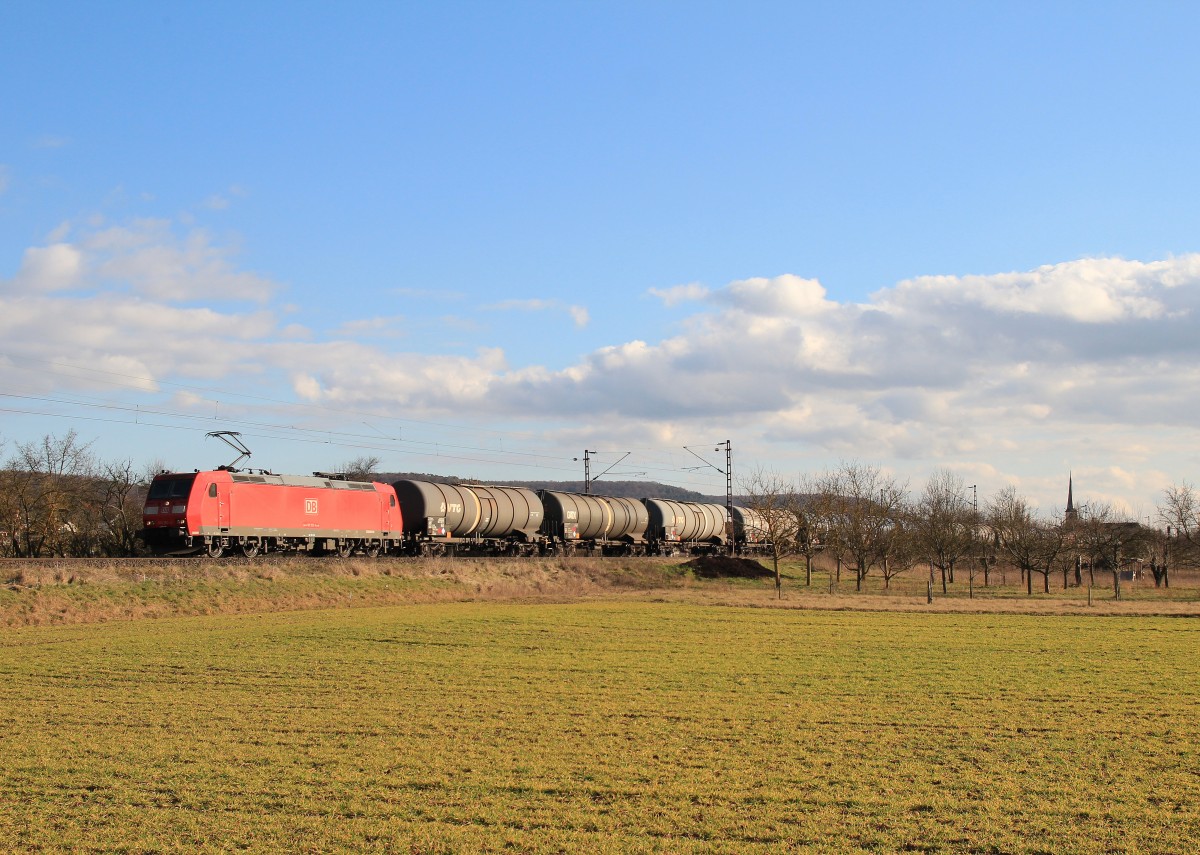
2 555 1199 627
0 556 706 627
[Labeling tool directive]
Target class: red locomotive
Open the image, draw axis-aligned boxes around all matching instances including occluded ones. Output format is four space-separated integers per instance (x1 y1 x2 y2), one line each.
140 469 402 558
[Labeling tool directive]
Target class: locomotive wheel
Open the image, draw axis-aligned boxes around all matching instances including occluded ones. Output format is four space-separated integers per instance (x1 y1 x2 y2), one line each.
336 540 353 559
206 540 225 559
240 541 260 559
364 543 381 559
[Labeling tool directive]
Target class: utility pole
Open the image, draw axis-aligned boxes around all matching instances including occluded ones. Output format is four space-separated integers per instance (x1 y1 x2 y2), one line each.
682 440 735 554
722 439 733 534
582 450 592 494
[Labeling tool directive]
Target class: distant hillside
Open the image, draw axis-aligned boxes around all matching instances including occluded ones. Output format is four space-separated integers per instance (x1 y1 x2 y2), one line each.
380 472 725 503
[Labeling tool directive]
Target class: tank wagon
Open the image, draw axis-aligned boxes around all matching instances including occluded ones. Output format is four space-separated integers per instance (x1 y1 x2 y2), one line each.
538 490 650 555
140 470 402 558
643 498 730 553
731 506 771 552
391 479 544 556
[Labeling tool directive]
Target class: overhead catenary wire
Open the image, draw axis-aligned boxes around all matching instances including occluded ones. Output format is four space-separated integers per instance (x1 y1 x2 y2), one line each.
0 357 736 491
0 399 732 491
2 356 734 477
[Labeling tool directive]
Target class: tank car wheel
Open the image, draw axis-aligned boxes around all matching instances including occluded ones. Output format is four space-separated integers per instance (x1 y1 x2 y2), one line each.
336 540 354 559
206 540 225 559
240 541 260 559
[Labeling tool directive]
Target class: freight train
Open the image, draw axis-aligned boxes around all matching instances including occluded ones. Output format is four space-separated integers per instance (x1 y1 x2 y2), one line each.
139 469 769 558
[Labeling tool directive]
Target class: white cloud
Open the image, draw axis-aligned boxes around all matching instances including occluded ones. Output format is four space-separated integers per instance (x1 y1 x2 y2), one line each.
10 243 84 292
649 282 709 306
4 218 277 302
87 220 276 302
7 227 1200 511
719 274 835 317
883 256 1197 323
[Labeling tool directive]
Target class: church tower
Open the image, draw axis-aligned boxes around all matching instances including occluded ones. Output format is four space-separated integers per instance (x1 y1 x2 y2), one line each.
1065 473 1078 522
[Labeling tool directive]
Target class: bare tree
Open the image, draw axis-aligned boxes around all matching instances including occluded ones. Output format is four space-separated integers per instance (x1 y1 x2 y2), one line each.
1143 529 1170 589
878 505 918 590
1076 502 1149 600
5 431 97 557
793 474 825 586
987 486 1055 595
739 469 802 599
95 458 147 556
340 455 382 481
913 470 975 594
1031 520 1067 595
0 435 11 557
817 462 907 592
1157 482 1200 586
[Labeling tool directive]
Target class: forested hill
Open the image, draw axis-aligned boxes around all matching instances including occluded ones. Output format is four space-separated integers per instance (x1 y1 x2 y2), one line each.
381 473 724 503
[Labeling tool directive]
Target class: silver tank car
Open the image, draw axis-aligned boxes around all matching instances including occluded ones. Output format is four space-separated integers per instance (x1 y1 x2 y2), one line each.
466 484 544 540
391 479 483 536
605 496 649 543
731 505 770 546
391 480 543 541
539 491 649 544
642 498 729 546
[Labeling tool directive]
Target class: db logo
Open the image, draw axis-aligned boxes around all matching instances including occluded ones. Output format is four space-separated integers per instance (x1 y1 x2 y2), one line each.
304 499 318 515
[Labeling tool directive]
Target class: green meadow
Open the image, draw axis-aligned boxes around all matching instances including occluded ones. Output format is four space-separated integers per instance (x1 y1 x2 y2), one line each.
1 601 1197 853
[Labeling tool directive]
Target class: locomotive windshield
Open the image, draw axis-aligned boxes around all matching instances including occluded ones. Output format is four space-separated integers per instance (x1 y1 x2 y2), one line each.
148 475 197 500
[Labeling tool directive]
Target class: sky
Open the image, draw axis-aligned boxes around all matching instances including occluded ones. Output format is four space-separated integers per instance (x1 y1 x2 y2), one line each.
2 1 1200 516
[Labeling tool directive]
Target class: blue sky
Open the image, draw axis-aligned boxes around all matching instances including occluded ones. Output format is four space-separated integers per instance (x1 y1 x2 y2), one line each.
3 1 1200 512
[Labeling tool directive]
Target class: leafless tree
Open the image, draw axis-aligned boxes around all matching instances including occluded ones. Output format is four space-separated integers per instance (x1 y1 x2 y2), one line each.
987 486 1062 595
1031 520 1068 595
878 505 918 590
94 458 148 556
913 469 975 594
1157 482 1200 586
817 462 908 592
739 469 801 599
793 474 825 586
340 455 383 481
5 430 97 557
1076 502 1149 600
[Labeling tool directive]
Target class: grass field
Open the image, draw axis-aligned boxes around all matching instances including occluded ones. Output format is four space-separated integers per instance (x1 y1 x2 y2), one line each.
2 599 1198 853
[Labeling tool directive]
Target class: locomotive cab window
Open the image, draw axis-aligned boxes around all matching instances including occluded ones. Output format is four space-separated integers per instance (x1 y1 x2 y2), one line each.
148 475 197 500
208 483 218 498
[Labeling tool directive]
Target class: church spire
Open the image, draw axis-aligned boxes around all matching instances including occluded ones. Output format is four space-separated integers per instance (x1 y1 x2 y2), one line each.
1066 473 1077 521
